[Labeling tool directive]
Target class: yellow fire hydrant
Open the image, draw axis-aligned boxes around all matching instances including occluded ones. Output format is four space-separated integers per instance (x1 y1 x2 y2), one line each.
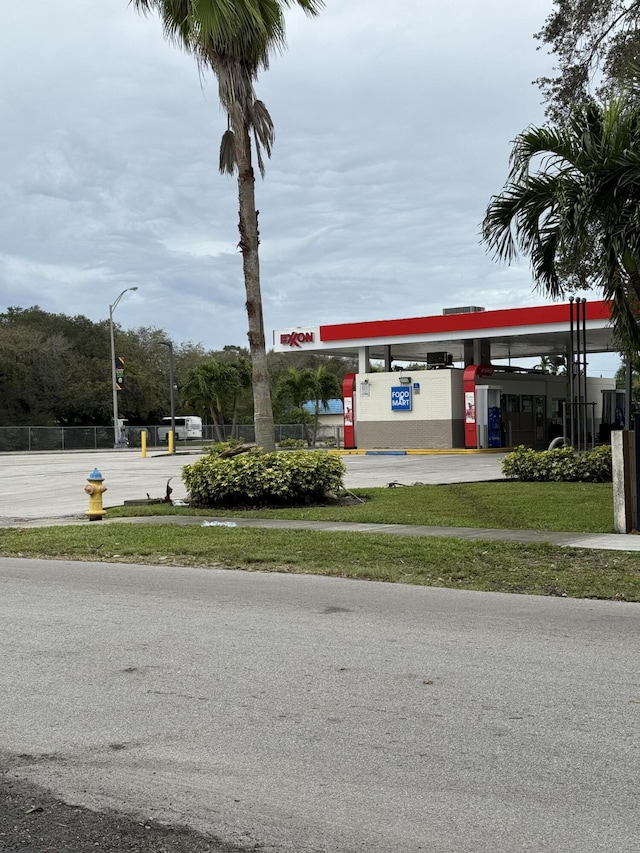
84 468 107 521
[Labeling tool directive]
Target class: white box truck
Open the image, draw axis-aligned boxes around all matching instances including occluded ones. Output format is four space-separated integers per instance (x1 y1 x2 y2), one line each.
157 416 203 442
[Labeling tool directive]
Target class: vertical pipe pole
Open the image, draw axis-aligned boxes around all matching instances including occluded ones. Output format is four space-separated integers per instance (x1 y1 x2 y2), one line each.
568 297 575 448
581 298 588 450
625 358 632 431
576 299 583 450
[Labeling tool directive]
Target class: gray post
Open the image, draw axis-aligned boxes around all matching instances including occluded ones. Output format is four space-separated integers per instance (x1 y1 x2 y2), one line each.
161 340 176 451
109 287 138 448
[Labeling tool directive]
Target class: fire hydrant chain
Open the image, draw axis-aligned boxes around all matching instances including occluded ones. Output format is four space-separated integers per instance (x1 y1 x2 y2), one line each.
85 468 107 521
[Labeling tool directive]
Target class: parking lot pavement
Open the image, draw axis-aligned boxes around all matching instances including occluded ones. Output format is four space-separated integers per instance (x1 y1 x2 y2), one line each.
340 452 507 488
0 450 198 522
0 449 507 522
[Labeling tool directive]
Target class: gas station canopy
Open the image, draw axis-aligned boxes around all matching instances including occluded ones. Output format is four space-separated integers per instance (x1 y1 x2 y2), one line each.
272 301 616 364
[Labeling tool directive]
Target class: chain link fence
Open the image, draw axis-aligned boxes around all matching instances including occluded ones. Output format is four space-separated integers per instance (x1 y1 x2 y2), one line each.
0 424 343 453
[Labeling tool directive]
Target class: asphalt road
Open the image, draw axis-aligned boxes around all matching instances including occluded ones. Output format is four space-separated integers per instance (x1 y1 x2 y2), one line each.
1 558 639 852
0 449 507 522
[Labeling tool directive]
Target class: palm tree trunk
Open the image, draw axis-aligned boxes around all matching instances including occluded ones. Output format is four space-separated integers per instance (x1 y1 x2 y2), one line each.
209 405 225 442
312 401 320 448
234 121 275 452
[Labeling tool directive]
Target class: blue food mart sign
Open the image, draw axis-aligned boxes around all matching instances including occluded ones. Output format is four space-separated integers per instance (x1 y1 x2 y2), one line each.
391 386 412 411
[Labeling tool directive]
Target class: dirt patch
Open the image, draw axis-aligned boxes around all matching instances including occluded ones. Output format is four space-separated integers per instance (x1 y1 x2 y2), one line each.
0 769 250 853
188 492 369 512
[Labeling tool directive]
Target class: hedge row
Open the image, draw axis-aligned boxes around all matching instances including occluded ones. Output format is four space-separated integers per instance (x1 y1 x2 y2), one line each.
182 450 346 507
501 444 612 482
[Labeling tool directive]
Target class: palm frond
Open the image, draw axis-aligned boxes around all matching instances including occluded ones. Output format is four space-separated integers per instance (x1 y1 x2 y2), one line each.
219 128 237 175
251 100 274 153
483 94 640 351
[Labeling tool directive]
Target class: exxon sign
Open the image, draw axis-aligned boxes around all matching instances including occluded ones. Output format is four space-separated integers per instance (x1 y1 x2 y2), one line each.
280 331 315 348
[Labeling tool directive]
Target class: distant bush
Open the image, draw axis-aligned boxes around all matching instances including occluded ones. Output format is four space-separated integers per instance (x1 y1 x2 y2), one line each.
502 444 612 482
278 437 306 449
182 450 346 507
207 439 245 456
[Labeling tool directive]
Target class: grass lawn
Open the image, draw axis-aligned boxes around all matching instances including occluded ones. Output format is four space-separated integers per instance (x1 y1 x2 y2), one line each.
0 523 638 601
107 480 616 534
0 480 636 602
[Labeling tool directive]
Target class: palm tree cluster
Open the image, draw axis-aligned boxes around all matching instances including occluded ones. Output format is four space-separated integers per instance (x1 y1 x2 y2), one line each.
181 356 252 441
276 365 341 446
482 97 640 354
132 0 323 452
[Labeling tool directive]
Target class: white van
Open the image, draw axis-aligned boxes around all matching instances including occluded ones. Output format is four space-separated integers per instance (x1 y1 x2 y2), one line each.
157 416 203 442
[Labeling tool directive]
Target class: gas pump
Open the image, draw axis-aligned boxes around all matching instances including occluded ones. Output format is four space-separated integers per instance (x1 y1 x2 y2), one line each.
475 385 503 448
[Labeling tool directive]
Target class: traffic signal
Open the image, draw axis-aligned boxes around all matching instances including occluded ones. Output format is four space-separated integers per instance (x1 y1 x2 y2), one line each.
115 356 125 391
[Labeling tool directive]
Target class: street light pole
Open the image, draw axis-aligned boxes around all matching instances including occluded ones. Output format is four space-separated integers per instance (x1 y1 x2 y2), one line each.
161 340 176 453
109 287 138 448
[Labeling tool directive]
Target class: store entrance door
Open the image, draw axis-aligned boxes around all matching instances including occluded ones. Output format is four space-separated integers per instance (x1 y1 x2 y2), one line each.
502 394 546 448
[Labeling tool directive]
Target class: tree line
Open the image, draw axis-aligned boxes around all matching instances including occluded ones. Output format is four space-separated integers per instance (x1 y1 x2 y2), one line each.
0 306 354 435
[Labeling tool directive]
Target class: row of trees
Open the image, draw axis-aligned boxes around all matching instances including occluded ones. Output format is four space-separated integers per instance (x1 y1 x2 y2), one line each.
0 306 353 437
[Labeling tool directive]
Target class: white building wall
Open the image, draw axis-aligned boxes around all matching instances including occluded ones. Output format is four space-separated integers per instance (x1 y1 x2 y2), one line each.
355 371 458 422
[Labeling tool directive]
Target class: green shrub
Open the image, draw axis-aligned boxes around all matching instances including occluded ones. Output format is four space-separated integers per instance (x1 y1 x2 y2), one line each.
502 444 612 482
182 450 346 507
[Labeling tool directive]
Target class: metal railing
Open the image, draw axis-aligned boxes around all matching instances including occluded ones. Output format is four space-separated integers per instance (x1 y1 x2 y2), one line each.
0 424 344 453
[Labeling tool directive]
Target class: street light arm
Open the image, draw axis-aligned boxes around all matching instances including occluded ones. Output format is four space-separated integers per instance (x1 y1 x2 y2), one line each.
110 286 138 317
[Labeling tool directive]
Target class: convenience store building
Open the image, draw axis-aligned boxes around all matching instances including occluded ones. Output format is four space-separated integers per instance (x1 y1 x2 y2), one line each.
272 301 619 450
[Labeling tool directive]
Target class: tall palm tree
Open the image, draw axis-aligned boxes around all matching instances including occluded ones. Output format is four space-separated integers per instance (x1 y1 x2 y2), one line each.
482 97 640 353
132 0 323 451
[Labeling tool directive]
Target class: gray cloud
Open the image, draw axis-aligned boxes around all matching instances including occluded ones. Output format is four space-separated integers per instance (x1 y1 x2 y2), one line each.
0 1 619 375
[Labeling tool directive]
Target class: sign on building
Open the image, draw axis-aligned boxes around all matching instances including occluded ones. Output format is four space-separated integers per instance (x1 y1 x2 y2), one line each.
391 386 412 411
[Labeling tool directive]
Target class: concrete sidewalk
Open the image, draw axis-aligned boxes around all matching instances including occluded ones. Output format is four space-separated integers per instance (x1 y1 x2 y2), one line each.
6 512 640 553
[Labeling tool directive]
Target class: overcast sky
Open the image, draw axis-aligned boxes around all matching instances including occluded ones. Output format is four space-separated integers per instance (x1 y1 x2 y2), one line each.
0 1 618 375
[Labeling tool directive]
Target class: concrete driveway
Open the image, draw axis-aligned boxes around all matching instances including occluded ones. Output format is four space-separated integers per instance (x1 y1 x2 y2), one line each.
0 449 507 522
